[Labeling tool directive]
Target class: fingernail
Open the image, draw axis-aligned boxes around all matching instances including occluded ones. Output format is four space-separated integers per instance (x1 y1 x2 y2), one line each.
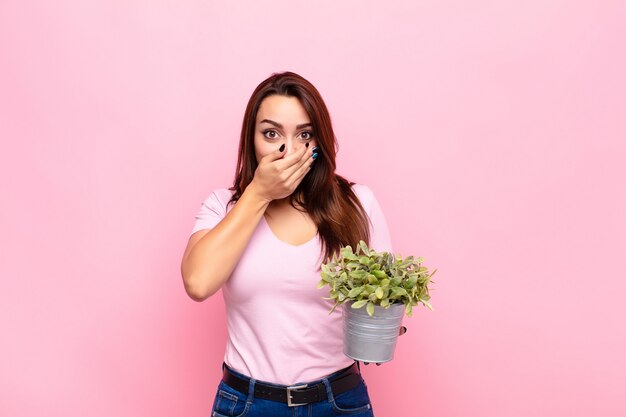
305 143 309 148
312 153 318 159
312 146 318 152
279 144 285 152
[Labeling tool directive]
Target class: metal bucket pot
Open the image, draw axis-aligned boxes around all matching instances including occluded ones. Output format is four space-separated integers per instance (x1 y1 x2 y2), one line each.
342 300 405 363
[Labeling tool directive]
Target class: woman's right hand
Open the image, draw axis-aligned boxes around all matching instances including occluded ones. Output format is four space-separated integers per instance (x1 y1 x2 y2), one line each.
249 144 316 202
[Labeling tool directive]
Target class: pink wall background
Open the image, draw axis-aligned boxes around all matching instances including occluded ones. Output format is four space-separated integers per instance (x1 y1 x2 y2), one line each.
1 1 625 416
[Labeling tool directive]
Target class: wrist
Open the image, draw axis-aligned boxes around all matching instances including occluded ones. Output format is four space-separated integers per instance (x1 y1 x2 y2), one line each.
244 181 272 207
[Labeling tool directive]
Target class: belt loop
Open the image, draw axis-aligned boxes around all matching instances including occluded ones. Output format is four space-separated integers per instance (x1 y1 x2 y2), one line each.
320 376 335 403
247 377 256 404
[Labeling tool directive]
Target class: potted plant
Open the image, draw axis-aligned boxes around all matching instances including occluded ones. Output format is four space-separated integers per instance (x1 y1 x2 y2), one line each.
317 241 436 363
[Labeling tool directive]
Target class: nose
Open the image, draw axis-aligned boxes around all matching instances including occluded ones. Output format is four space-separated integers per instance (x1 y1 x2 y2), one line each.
283 136 302 155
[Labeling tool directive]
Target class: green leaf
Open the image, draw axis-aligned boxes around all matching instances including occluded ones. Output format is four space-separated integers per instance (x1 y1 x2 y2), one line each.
348 287 364 298
392 288 408 297
367 274 379 285
349 270 368 279
383 287 390 299
328 302 339 315
346 262 360 270
363 284 376 295
351 299 368 309
359 241 370 256
372 270 387 279
406 276 418 288
405 303 413 317
341 246 358 260
317 280 327 289
375 287 384 299
366 301 375 316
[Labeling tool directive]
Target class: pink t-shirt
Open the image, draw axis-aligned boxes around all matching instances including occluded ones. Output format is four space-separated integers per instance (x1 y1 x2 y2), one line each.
190 183 392 385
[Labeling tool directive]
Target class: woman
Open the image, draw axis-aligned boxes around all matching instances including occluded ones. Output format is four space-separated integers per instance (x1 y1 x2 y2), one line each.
181 71 399 416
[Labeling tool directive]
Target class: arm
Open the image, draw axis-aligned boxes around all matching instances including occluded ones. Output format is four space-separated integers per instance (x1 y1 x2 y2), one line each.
181 182 269 301
180 144 315 302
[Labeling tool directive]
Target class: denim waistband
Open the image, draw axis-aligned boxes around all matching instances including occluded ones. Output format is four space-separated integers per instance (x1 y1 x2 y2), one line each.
221 361 360 388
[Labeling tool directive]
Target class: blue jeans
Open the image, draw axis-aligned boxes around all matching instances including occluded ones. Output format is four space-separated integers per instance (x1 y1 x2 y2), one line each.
211 362 375 416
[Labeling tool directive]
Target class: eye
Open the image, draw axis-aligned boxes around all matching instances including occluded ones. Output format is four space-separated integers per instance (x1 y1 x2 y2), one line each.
300 131 313 140
263 130 279 139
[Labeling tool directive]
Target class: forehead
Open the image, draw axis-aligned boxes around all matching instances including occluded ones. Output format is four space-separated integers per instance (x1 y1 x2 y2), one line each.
256 95 310 124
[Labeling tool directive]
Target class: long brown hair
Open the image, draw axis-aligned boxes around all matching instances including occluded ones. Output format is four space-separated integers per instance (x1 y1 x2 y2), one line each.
229 71 370 263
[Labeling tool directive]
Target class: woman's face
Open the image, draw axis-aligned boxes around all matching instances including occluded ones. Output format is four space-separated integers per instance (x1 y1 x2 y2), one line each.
254 95 317 163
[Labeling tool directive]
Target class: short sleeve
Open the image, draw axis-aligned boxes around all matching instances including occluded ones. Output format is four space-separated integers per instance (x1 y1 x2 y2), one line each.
189 189 233 236
352 184 393 253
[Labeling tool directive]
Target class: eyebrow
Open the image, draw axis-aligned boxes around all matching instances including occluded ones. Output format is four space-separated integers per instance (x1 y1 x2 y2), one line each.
259 119 312 129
